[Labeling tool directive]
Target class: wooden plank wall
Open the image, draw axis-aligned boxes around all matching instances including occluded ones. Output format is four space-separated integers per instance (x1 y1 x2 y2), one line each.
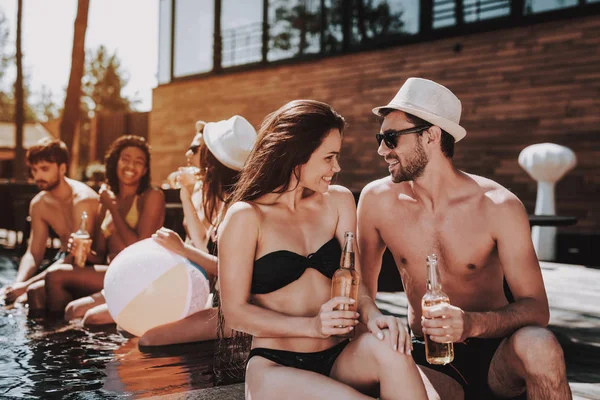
90 111 149 163
150 15 600 232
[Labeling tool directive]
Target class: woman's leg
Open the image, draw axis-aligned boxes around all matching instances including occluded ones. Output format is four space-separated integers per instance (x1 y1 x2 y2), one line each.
64 291 105 321
330 330 430 400
44 265 108 313
245 356 373 400
82 303 114 327
139 307 226 346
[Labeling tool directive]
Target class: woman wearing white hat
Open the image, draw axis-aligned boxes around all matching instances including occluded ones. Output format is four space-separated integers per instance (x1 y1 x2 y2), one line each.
140 115 257 346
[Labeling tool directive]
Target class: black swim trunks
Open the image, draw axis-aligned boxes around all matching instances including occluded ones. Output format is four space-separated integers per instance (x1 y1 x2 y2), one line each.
248 340 349 376
412 337 526 400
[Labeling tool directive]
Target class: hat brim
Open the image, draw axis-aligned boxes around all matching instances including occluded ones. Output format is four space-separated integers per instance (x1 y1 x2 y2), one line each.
372 103 466 142
203 125 244 171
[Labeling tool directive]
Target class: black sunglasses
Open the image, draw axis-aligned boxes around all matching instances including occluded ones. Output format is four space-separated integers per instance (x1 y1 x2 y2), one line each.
188 144 201 154
376 125 432 149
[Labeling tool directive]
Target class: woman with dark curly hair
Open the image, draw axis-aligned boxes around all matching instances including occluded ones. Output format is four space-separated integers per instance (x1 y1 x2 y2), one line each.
49 135 165 326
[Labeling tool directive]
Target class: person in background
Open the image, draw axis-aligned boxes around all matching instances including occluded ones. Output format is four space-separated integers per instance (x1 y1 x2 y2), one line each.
1 138 99 306
139 115 257 346
53 135 165 325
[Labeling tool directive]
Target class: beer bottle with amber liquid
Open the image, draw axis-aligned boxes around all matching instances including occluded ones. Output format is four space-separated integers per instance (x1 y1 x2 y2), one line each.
422 254 454 364
331 232 360 338
72 211 91 268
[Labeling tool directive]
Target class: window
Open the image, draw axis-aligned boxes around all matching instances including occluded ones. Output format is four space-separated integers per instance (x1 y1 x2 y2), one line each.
158 0 172 83
464 0 510 23
221 0 264 67
173 0 214 77
433 0 456 28
268 0 322 61
159 0 596 83
524 0 578 14
351 0 420 45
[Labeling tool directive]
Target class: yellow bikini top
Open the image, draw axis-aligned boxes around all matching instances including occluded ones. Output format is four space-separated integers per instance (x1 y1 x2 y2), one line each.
101 195 140 238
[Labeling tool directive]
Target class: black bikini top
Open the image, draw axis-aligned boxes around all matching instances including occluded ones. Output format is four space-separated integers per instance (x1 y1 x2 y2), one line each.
251 237 341 294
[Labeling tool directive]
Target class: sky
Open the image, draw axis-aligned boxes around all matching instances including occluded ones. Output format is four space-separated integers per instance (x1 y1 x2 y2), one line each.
0 0 158 112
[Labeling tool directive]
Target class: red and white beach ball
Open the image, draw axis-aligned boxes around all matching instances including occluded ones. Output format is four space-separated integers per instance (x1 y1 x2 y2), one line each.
103 238 210 337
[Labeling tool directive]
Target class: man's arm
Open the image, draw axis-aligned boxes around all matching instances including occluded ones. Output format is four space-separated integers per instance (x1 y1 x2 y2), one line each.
467 194 549 337
357 183 387 298
16 200 49 282
424 192 550 341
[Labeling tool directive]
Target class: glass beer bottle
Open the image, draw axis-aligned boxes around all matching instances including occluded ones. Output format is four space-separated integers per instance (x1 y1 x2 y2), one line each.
72 211 91 268
331 232 360 338
422 254 454 365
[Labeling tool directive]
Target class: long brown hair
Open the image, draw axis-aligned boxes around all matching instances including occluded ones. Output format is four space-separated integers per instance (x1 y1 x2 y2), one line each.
197 143 238 228
214 100 345 382
229 100 346 205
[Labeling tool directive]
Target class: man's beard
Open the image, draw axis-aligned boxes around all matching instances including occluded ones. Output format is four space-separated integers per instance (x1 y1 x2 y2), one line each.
390 141 428 183
36 176 60 191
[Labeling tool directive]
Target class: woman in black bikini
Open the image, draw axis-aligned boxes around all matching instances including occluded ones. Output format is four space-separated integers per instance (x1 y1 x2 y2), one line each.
218 100 429 399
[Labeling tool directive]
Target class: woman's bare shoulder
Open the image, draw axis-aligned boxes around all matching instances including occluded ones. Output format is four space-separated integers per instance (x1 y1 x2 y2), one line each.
224 201 262 224
326 184 355 203
140 186 165 202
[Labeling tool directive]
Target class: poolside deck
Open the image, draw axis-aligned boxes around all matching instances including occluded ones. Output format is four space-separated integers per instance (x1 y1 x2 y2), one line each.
162 261 600 400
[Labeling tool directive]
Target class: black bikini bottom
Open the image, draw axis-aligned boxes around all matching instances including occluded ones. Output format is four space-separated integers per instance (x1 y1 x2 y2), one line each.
248 340 350 376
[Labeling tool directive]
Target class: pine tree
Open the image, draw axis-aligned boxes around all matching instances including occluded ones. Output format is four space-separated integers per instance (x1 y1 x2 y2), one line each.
81 45 135 115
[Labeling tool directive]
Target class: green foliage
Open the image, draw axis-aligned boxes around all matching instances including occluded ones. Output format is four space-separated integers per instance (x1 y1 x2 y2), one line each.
0 11 37 123
0 11 13 120
35 85 59 122
82 45 138 116
0 12 10 83
270 0 407 56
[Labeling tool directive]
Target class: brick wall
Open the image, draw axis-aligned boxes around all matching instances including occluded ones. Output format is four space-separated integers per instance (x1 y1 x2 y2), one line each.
150 15 600 232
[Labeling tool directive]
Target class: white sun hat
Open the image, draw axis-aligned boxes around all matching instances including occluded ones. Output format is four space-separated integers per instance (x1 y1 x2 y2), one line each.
372 78 467 142
203 115 257 171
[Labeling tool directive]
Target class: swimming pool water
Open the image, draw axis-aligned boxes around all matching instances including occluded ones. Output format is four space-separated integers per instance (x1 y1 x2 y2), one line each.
0 253 220 399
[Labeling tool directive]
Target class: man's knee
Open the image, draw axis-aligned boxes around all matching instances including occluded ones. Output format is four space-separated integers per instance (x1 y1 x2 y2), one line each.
26 280 45 297
64 301 83 321
26 281 46 308
44 266 70 287
511 326 565 375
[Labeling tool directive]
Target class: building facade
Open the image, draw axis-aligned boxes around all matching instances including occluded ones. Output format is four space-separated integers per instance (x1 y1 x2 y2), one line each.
151 0 600 232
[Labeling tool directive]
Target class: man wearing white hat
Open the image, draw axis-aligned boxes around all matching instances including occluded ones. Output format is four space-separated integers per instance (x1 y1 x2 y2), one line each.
357 78 570 399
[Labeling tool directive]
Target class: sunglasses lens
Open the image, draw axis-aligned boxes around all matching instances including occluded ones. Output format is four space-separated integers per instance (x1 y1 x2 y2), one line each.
376 133 396 149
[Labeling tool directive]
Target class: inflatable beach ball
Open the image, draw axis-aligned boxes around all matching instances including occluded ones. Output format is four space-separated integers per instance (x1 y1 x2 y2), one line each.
104 238 210 337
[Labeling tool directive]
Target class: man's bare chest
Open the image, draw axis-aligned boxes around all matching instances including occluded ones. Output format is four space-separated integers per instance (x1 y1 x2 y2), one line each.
378 206 498 277
42 201 79 237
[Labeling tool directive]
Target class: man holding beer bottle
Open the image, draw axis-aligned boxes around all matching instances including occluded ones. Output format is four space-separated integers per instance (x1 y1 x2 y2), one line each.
2 138 99 305
358 78 571 399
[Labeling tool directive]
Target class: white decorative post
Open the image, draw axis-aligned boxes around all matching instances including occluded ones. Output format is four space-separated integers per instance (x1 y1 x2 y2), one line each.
518 143 577 261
